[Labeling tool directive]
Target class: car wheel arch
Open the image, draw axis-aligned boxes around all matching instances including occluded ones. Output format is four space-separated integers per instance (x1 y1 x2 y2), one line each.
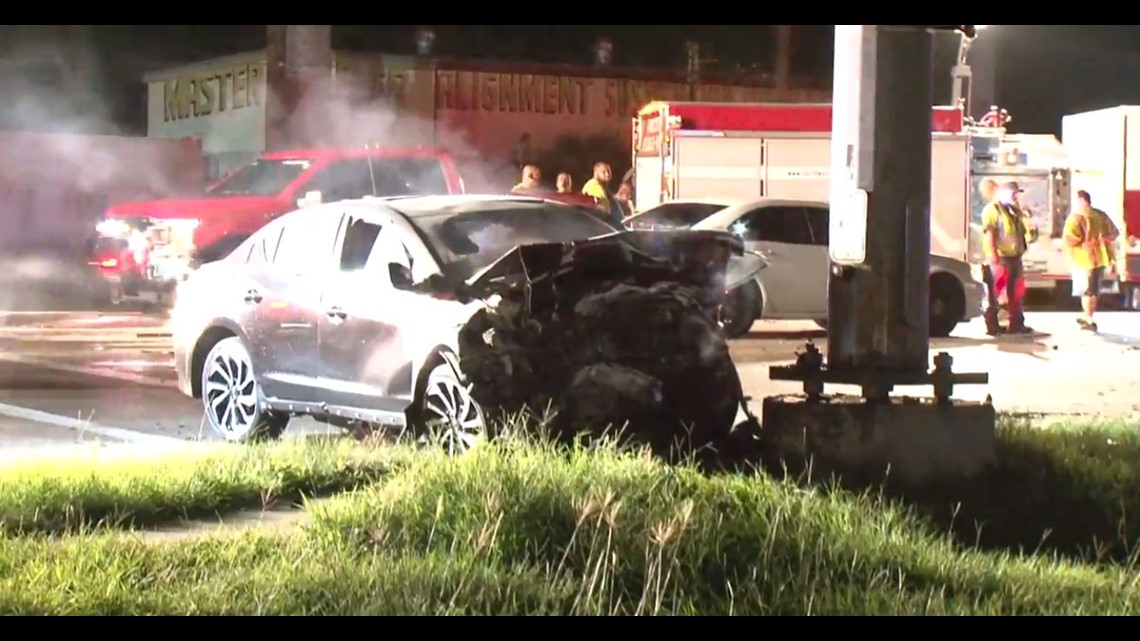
406 345 465 426
189 320 250 398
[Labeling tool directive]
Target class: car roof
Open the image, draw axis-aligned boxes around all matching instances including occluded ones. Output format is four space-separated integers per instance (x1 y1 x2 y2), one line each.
692 197 829 230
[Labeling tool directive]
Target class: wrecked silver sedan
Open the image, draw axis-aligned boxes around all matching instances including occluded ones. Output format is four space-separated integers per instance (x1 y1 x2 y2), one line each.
172 195 762 456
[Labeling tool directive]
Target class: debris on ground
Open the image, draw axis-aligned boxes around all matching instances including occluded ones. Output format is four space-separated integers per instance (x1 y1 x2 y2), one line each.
457 231 759 465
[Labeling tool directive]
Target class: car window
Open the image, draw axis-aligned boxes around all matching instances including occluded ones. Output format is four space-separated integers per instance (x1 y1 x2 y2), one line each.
208 159 312 197
410 202 618 281
272 211 344 273
302 157 451 202
305 159 377 202
338 216 383 272
371 157 449 196
733 206 813 244
803 206 829 246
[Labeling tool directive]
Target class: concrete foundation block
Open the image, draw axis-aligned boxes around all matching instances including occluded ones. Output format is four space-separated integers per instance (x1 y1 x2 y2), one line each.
761 394 996 485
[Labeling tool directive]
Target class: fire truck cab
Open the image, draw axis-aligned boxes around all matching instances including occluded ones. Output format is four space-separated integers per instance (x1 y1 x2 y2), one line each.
629 101 1071 273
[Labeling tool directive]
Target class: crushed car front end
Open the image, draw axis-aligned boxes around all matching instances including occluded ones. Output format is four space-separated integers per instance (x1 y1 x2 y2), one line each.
446 228 763 462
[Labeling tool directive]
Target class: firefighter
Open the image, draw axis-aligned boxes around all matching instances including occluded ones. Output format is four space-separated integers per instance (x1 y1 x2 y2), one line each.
1063 189 1120 331
512 165 542 194
981 181 1035 335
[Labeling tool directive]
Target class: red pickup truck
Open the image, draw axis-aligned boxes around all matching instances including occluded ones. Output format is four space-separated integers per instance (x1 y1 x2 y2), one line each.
88 146 465 306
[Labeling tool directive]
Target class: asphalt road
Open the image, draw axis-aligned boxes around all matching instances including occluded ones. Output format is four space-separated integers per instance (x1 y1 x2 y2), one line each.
0 308 1137 454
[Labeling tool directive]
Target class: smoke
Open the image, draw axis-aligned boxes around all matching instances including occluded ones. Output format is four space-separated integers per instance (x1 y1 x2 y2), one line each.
0 32 537 314
280 69 521 194
0 27 209 314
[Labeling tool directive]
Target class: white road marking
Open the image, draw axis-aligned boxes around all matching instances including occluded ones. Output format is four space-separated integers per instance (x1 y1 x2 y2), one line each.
0 352 174 388
0 400 187 446
90 359 174 369
0 311 95 316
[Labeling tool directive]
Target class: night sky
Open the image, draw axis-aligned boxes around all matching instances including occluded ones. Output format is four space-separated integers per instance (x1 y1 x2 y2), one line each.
1 25 1139 137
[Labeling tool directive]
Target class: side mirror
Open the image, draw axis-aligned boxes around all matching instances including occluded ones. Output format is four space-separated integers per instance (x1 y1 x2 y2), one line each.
388 262 414 289
297 190 323 209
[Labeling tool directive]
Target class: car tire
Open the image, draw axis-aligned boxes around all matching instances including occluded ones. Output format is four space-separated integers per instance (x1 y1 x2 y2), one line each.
929 274 965 338
720 281 761 339
200 336 289 442
412 358 487 456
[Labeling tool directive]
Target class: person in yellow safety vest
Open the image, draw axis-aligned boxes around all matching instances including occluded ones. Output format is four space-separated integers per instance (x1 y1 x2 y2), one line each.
581 162 613 211
981 181 1037 336
1063 189 1120 332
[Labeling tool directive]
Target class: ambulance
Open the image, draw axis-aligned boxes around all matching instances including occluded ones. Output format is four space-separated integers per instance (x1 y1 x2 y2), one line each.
629 100 1071 277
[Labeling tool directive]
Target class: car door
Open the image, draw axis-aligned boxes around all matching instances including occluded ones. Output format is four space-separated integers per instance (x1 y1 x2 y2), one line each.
733 205 817 317
799 204 833 318
245 207 344 403
317 211 419 416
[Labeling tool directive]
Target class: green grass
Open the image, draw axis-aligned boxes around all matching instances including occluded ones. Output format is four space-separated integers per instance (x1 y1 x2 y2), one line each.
0 437 412 535
843 419 1140 565
3 423 1140 615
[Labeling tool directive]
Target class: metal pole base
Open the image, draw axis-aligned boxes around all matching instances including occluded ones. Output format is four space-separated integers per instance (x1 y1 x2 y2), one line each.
761 392 996 485
769 341 989 404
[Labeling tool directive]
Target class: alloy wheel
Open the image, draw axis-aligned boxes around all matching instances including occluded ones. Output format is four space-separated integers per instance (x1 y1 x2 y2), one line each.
203 342 260 440
421 372 486 456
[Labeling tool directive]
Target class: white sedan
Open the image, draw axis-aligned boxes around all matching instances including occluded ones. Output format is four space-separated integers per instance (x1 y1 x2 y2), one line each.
689 198 986 338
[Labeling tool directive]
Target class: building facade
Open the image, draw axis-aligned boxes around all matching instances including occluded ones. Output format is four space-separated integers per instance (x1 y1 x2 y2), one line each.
145 49 832 179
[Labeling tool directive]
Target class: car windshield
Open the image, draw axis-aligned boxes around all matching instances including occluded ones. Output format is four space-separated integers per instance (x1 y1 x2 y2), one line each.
632 203 727 227
407 201 620 281
207 159 313 197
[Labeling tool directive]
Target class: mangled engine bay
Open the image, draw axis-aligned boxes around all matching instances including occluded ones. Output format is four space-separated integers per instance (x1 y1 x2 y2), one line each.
457 230 759 460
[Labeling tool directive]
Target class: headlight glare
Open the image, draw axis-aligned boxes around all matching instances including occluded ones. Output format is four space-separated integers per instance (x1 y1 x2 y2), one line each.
96 219 132 238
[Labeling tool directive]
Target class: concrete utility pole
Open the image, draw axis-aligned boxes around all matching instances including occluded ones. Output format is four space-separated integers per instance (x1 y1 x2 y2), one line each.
764 25 994 485
824 24 934 386
265 25 333 151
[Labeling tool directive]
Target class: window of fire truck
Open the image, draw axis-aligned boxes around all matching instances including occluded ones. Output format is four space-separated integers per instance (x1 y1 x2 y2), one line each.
208 159 313 197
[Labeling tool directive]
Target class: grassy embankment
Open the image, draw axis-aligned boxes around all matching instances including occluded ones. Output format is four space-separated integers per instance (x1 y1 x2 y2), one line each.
2 418 1140 615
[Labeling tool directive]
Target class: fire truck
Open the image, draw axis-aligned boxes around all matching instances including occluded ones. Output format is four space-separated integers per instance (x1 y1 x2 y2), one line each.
629 100 1071 277
967 125 1072 294
1057 106 1140 309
